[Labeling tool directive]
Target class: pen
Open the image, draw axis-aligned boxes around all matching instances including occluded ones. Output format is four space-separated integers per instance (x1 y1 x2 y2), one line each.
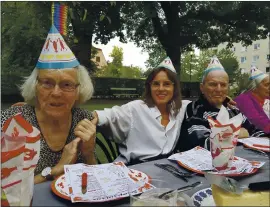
82 172 87 194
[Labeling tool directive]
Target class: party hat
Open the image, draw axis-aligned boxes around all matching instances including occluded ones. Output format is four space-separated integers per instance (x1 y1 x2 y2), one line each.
156 57 176 73
202 56 225 82
249 64 267 81
36 25 80 69
52 2 68 36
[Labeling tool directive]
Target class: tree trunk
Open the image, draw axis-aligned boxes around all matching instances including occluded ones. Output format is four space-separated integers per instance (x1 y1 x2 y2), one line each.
71 36 93 72
166 47 181 80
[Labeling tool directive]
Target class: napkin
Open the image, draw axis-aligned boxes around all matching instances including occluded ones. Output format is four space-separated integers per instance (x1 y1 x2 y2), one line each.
208 106 243 171
1 113 40 206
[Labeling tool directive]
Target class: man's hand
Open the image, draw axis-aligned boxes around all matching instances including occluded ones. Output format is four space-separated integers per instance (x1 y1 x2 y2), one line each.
74 119 96 156
239 128 249 139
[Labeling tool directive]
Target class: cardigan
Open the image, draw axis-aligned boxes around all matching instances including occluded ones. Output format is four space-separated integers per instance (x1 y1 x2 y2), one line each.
235 91 270 134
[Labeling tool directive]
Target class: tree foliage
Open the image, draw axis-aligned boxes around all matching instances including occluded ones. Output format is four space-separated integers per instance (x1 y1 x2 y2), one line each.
144 41 240 83
121 1 270 74
95 46 144 79
194 49 240 83
68 1 125 71
229 72 250 98
1 2 51 75
110 46 124 67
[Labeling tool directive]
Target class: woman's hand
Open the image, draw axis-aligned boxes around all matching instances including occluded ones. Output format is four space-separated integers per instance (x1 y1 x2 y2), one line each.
74 119 96 156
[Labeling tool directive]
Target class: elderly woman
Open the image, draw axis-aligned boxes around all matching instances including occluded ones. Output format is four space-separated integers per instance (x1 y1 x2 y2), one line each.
91 57 190 165
1 25 96 184
235 66 270 134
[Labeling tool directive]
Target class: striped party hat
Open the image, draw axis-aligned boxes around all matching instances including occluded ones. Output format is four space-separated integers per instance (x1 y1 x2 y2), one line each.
202 56 225 82
156 57 176 73
36 25 80 69
249 64 267 81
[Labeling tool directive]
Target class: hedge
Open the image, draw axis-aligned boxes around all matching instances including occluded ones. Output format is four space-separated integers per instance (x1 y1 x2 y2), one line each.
1 74 200 102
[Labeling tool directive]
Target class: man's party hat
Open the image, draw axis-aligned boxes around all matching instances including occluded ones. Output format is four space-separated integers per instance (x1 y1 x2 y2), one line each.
202 56 225 82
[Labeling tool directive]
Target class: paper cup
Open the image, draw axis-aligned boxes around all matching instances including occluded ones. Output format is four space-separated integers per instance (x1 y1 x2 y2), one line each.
210 126 240 171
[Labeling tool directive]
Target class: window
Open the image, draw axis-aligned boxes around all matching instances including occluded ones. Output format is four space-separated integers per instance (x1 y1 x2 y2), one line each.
231 47 236 52
267 54 270 61
252 55 259 62
240 57 247 63
254 43 260 50
96 56 100 62
266 67 270 73
241 46 247 52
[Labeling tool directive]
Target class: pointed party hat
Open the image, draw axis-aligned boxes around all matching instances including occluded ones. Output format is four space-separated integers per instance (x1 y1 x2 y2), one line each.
202 56 225 82
156 57 176 73
249 64 267 81
247 63 268 90
36 25 80 69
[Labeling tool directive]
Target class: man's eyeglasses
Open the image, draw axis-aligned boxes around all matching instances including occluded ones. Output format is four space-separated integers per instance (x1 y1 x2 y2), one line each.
37 78 79 92
150 81 174 90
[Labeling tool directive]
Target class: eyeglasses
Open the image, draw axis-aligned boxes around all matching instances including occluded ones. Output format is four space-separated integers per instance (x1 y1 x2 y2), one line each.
150 81 174 90
37 78 79 92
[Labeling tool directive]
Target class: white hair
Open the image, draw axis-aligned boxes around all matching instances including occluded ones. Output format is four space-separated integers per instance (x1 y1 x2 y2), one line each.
247 73 269 91
20 65 94 106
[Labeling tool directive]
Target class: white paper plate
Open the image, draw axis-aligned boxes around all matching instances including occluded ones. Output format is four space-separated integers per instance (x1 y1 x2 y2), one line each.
191 188 215 207
51 168 150 202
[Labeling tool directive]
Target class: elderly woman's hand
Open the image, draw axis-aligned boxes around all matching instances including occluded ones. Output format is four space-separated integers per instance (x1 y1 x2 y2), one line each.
74 118 97 157
57 137 81 167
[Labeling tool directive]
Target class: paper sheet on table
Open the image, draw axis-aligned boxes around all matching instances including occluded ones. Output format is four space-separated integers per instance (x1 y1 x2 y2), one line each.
168 146 265 175
238 137 270 152
238 137 270 146
1 113 40 206
64 162 153 203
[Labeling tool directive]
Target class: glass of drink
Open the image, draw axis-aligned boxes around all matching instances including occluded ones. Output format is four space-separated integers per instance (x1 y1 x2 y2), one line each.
129 179 178 206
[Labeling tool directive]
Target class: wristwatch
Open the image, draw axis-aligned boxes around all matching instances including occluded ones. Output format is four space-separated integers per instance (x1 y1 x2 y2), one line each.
41 167 53 180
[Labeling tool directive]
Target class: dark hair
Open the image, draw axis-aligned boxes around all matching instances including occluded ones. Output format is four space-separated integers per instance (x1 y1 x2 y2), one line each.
142 68 182 117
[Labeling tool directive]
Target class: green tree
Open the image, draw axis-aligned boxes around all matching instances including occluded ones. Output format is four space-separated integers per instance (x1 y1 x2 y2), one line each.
120 66 144 79
1 2 51 75
95 46 144 78
144 41 167 69
144 42 200 81
122 2 270 74
180 51 200 82
110 46 123 67
68 1 125 71
229 72 250 98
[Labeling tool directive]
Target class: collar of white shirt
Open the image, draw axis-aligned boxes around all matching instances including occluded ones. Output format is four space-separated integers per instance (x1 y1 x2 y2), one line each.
149 105 175 123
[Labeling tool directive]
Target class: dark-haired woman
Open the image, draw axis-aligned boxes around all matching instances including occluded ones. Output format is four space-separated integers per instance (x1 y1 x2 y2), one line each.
92 57 190 165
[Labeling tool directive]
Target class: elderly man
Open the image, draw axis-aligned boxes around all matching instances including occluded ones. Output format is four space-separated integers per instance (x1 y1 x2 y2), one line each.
174 56 266 152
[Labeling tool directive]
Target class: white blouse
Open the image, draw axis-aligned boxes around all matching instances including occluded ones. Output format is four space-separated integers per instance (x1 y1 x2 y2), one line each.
96 100 190 164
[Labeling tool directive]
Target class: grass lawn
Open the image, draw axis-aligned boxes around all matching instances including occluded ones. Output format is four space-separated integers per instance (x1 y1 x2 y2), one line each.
80 99 132 163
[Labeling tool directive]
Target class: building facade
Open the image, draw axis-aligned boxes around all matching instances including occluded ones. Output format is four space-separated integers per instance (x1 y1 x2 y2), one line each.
91 47 107 68
214 36 270 73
